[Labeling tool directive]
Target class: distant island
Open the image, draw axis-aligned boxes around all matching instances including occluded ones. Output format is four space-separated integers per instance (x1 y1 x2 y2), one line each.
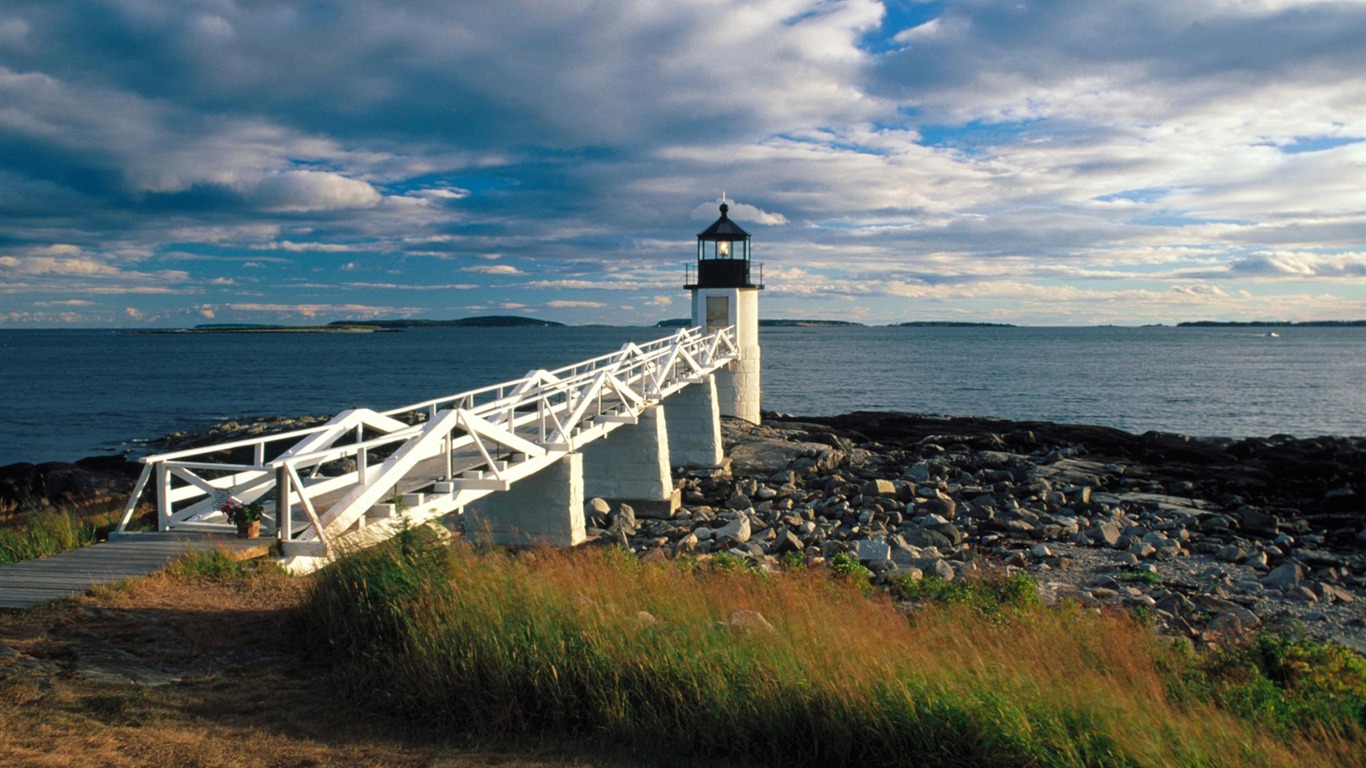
137 316 567 334
1177 320 1366 328
655 318 1023 328
140 324 394 334
888 321 1016 328
656 318 866 328
328 316 565 328
761 319 865 327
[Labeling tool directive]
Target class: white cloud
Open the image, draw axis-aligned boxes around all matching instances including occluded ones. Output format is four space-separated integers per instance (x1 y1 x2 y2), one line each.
1225 252 1366 278
462 264 524 275
0 255 120 277
1171 284 1230 297
545 300 606 308
2 0 1364 326
248 171 381 212
255 241 361 253
0 246 192 293
220 302 419 320
290 281 480 291
692 197 790 226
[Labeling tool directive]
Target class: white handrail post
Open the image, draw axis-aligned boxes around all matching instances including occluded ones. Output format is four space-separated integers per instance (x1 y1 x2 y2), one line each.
276 464 292 541
116 464 152 533
355 423 368 485
156 462 171 532
254 442 265 465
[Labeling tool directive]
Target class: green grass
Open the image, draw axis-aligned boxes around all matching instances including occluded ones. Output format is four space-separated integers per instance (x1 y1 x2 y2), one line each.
890 570 1041 618
829 550 874 593
0 497 119 565
1196 632 1366 735
1115 569 1164 587
165 548 283 581
299 533 1364 768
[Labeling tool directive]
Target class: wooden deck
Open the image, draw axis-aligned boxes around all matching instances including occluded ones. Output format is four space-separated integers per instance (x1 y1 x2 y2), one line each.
0 533 271 610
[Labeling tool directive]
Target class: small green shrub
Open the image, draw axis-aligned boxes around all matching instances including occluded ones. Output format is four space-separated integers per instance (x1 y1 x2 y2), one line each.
1200 632 1366 735
165 549 275 581
707 550 753 574
1116 568 1163 586
829 551 874 594
890 571 1040 618
1129 604 1156 627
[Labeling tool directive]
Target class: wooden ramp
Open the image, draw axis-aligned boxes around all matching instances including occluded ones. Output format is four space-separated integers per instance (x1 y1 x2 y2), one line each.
0 534 271 610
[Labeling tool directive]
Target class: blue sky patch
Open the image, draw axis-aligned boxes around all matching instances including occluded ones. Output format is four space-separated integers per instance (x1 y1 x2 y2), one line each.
1278 136 1364 154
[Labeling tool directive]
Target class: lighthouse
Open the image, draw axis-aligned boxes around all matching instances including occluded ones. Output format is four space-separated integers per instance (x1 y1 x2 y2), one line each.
686 200 763 424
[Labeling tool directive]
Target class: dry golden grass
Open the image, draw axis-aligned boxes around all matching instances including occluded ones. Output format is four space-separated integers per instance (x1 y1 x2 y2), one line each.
305 539 1365 768
0 559 660 768
4 538 1362 768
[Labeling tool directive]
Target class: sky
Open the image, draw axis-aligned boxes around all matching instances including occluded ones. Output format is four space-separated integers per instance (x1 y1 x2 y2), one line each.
1 0 1364 328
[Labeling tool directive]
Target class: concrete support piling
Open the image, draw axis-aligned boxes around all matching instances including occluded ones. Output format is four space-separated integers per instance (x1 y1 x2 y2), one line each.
466 453 585 547
665 373 724 468
581 405 680 518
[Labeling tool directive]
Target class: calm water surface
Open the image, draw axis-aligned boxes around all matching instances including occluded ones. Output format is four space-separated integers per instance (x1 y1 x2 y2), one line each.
1 326 1361 465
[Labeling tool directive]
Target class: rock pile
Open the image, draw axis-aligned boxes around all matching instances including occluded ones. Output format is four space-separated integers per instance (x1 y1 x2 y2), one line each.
586 412 1366 652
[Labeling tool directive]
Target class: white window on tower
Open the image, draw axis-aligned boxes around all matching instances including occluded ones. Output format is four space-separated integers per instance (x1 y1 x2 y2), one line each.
706 296 729 334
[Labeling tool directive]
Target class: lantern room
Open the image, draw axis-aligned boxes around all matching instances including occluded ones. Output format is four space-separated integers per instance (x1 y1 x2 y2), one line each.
687 202 763 290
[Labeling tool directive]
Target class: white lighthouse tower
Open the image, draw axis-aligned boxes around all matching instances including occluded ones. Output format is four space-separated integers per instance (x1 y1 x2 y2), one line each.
687 200 763 424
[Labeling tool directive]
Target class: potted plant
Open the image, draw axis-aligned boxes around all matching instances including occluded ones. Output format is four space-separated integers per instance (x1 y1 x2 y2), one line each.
222 497 264 539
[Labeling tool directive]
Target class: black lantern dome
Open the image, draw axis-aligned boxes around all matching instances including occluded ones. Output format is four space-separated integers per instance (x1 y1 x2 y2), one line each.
687 202 763 289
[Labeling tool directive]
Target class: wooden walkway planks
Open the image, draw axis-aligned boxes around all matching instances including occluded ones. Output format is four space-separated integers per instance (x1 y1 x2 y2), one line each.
0 534 271 610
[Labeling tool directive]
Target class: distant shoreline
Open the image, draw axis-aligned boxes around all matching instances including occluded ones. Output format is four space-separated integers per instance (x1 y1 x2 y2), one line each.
1174 320 1366 328
137 325 397 335
656 318 1017 328
12 317 1366 332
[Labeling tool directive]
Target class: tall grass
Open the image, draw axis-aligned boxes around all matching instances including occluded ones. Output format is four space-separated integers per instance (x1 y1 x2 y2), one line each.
302 531 1363 767
0 497 120 564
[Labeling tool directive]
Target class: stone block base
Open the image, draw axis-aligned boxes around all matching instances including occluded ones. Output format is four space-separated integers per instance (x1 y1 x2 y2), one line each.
602 488 682 520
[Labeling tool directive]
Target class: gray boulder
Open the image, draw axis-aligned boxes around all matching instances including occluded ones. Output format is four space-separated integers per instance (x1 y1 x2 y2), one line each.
730 440 844 475
856 539 892 562
1260 562 1304 590
1094 522 1123 548
860 479 896 498
715 516 752 545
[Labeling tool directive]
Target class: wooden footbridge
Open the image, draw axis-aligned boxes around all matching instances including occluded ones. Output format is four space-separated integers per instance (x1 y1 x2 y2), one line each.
105 326 739 573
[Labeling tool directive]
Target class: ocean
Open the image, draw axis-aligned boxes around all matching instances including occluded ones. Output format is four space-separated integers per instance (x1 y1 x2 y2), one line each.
1 325 1362 466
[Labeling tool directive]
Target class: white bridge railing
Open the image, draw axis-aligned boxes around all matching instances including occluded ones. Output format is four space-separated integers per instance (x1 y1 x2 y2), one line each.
117 326 737 558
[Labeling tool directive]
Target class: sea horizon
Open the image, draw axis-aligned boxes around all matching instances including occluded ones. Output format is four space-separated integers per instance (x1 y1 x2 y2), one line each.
4 317 1364 331
3 324 1363 467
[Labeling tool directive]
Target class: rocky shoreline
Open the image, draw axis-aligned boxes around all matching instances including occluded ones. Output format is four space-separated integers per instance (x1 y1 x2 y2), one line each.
587 412 1366 652
0 415 332 510
4 411 1363 652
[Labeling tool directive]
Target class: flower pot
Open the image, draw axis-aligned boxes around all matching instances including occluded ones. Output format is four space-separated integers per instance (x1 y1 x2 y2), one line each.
236 520 261 539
